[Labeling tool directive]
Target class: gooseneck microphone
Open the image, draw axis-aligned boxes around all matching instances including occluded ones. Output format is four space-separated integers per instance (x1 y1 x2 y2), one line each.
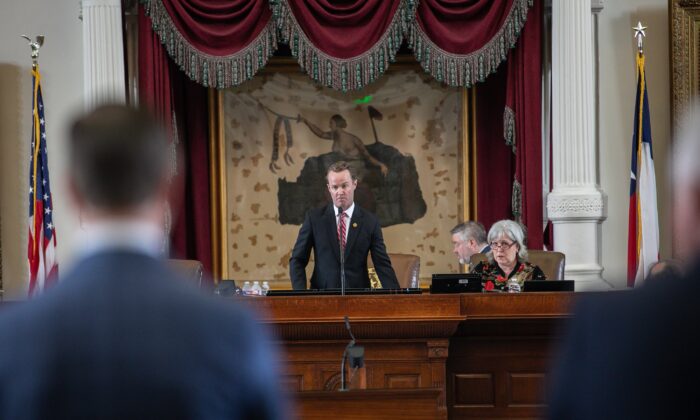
340 315 356 391
338 206 346 296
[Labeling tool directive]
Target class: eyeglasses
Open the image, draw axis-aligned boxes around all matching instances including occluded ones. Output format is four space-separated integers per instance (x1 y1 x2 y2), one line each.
490 241 515 250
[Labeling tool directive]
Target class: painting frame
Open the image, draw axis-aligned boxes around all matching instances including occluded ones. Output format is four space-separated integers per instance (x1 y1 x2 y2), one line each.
670 0 700 132
208 56 477 284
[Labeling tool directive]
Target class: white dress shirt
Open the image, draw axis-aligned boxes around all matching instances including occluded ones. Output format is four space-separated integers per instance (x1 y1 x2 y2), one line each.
333 202 356 226
75 219 165 261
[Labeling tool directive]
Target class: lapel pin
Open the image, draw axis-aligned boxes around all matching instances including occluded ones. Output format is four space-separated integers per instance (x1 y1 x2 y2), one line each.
352 223 358 228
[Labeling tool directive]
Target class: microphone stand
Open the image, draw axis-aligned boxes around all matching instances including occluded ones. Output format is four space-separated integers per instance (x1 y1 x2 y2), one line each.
340 315 356 391
338 206 346 296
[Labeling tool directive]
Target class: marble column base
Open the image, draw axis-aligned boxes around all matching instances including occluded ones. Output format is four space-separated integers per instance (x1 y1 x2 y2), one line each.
547 188 611 291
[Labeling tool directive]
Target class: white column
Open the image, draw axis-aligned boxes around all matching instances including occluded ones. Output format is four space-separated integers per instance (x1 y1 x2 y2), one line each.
82 0 126 109
547 0 609 290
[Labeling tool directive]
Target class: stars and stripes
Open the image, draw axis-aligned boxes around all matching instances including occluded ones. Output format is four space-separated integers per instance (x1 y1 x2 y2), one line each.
28 66 58 295
627 52 659 287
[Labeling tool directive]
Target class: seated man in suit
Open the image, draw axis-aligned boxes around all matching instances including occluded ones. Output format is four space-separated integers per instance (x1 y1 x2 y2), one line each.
0 105 283 420
450 221 490 269
290 161 399 289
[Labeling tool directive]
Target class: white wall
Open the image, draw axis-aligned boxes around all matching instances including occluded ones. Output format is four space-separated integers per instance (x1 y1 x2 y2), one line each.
0 0 84 299
597 0 671 288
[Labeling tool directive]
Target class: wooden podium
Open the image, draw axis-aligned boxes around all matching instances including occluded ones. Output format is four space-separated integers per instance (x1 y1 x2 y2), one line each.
244 292 577 419
294 388 441 419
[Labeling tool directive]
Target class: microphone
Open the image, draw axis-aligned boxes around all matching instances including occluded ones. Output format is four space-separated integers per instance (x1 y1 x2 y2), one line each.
340 315 362 391
338 206 346 296
344 315 356 343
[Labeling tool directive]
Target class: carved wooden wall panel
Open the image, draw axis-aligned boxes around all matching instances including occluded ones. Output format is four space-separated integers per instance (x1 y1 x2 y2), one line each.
242 293 577 419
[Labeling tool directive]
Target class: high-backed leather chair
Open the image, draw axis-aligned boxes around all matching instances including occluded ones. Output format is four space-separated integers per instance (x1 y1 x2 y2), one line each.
470 250 565 280
368 253 420 288
167 259 204 288
528 250 565 280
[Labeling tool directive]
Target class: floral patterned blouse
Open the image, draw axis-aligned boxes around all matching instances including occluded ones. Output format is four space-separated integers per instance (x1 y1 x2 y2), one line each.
471 260 546 292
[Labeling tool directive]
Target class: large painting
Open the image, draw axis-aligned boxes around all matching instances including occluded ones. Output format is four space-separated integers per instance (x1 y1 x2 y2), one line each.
216 66 469 288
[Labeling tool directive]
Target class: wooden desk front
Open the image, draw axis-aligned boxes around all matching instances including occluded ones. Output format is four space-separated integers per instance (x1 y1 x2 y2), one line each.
245 292 578 419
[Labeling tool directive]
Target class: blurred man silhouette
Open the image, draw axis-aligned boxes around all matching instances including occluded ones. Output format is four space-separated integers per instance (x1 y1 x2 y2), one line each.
0 105 283 420
547 110 700 419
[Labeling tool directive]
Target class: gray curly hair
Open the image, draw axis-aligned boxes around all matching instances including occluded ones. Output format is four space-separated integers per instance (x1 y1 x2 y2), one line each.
487 219 528 261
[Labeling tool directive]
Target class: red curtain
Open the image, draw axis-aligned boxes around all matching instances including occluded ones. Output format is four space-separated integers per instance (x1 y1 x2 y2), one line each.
477 0 543 249
139 5 173 131
411 0 532 86
507 0 542 249
170 71 212 277
139 4 213 279
140 0 532 91
141 0 277 88
476 65 513 231
274 0 407 90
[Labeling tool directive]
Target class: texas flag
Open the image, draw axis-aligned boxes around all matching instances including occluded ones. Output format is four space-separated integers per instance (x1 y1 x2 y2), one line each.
627 52 659 287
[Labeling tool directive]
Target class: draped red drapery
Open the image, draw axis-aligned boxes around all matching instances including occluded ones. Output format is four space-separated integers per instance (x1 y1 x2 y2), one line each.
412 0 532 86
139 4 213 279
475 0 542 248
140 0 532 90
137 0 544 275
141 0 277 88
506 0 543 249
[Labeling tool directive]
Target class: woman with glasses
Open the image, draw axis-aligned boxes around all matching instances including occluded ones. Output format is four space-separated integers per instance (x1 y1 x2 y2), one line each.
470 220 546 291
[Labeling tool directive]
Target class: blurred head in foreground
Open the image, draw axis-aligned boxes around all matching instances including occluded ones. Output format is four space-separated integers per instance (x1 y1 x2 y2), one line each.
70 105 169 214
68 105 172 256
0 105 284 420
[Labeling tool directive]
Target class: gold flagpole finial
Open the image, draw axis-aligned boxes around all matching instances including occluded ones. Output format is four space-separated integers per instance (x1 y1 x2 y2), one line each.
20 35 44 70
633 22 647 54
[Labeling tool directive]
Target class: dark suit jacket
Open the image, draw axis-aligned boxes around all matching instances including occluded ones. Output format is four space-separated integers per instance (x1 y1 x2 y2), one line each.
0 251 283 420
547 260 700 420
290 204 399 289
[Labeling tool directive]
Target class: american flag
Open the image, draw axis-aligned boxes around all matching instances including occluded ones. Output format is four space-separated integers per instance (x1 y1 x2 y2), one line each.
28 67 58 295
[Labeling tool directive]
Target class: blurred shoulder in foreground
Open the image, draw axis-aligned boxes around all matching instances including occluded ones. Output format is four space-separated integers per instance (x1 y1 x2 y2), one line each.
0 105 285 420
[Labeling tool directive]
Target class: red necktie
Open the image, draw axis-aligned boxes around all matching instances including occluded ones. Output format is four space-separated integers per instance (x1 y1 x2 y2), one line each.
338 212 347 251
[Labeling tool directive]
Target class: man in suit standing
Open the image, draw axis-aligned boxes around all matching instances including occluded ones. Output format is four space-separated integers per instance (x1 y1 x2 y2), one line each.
546 112 700 419
290 161 399 290
450 221 490 269
0 105 283 420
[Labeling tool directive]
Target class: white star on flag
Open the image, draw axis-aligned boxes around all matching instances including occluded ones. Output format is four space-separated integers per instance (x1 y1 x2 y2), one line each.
40 118 45 125
45 207 51 215
43 193 48 201
46 222 53 230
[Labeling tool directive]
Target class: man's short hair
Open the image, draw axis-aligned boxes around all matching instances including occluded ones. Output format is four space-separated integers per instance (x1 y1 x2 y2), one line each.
450 221 487 244
69 105 169 210
327 161 357 181
330 114 347 129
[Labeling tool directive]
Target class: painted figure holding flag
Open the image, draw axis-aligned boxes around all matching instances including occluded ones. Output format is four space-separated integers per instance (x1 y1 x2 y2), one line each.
298 110 389 177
